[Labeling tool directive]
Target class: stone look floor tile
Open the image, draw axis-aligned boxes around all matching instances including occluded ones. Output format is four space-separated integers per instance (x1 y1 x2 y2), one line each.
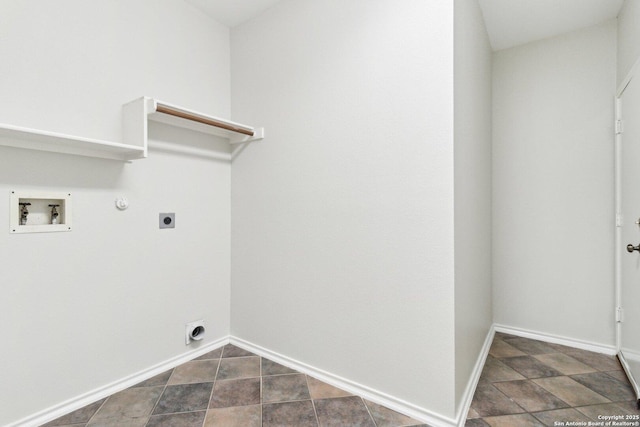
131 370 173 388
204 405 262 427
262 373 311 403
531 407 592 425
470 381 527 417
262 358 298 376
146 411 206 427
194 347 223 360
167 359 219 384
493 380 569 412
88 417 149 427
363 399 425 427
563 349 622 372
222 344 256 358
500 356 563 379
615 400 640 413
489 339 527 358
314 396 376 427
467 407 481 419
209 377 261 408
571 372 636 402
217 356 260 380
262 400 318 427
306 376 354 399
480 356 526 382
606 369 632 382
465 419 491 427
483 413 545 427
544 342 580 354
494 332 519 340
503 338 558 355
576 402 639 420
88 386 163 422
532 353 597 375
42 399 106 426
152 382 213 415
533 376 610 407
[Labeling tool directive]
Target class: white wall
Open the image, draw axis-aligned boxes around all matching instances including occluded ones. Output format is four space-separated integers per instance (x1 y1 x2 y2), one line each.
0 1 231 425
453 0 493 413
231 0 457 419
492 20 617 346
617 0 640 86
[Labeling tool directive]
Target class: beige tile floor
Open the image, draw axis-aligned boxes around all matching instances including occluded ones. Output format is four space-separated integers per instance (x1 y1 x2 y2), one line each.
466 332 640 426
44 344 428 427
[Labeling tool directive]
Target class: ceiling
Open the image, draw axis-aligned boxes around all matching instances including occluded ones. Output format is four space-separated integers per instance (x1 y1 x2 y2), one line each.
184 0 282 27
478 0 624 51
185 0 624 51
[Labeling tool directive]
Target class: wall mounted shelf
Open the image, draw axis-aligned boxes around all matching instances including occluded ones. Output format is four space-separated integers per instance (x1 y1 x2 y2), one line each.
0 123 146 161
0 98 262 162
123 97 264 152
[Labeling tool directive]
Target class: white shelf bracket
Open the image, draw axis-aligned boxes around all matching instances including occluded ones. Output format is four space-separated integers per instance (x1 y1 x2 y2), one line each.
229 127 265 144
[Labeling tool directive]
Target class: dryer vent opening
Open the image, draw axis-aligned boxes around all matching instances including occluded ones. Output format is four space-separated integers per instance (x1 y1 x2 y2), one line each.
185 321 205 345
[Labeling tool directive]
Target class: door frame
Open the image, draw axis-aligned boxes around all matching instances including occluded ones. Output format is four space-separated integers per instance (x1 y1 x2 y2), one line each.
615 55 640 404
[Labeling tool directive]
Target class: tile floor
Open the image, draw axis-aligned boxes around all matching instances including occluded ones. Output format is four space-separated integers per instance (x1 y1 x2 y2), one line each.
466 332 640 426
42 334 640 427
44 344 427 427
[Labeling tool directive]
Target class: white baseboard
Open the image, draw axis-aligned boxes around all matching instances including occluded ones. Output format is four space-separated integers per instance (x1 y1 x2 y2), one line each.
621 348 640 363
229 336 458 427
8 336 229 427
453 324 496 427
494 324 617 356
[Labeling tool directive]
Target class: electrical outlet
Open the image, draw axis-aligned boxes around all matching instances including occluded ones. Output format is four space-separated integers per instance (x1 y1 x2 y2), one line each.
159 213 175 229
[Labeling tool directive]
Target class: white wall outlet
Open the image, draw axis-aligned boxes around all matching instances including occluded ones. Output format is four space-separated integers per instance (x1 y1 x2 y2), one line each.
185 320 205 345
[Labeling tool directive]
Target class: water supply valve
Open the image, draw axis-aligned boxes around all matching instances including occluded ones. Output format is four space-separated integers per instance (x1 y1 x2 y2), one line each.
49 204 60 224
19 202 31 225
